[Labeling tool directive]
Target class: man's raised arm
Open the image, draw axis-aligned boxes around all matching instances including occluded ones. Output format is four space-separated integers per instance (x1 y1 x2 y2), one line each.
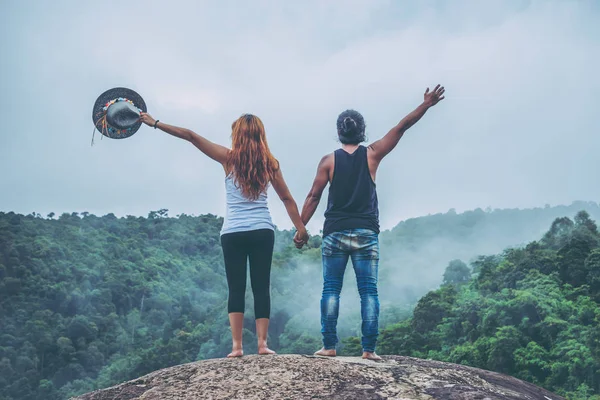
369 84 445 162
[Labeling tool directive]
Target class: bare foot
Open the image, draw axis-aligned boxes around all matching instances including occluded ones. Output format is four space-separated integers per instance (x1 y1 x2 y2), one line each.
362 352 382 361
227 349 243 358
314 348 336 357
258 347 276 355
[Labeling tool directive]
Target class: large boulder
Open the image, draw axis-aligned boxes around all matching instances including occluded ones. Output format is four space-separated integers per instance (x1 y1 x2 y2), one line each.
71 354 563 400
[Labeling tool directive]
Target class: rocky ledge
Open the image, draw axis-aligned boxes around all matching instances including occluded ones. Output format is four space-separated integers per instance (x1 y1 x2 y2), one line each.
71 354 563 400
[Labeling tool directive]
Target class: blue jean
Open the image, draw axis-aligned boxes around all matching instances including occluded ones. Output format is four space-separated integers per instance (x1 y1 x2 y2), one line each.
321 228 380 353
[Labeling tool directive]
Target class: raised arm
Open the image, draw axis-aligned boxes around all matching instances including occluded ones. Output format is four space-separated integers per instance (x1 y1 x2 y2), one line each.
270 166 309 243
140 112 229 165
368 85 445 163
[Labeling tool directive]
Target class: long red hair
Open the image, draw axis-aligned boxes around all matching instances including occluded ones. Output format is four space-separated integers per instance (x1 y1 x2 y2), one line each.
227 114 279 201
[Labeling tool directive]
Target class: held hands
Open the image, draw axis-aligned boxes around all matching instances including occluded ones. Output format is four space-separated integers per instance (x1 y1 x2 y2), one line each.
139 112 156 127
293 228 309 249
423 84 445 107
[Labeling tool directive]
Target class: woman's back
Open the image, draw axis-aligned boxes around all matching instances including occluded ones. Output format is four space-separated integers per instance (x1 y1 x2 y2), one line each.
221 173 275 235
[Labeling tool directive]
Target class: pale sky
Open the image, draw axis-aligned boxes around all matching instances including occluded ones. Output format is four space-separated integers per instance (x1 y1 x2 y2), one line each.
1 0 599 233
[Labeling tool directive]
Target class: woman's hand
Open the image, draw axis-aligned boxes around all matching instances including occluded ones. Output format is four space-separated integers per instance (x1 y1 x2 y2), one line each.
139 112 157 127
293 228 309 249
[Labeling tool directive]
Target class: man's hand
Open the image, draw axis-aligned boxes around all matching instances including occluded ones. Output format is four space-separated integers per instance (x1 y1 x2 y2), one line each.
368 83 446 163
293 229 309 249
423 84 445 107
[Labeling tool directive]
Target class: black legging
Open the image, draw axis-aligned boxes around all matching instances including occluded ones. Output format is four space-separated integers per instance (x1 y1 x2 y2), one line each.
220 229 274 319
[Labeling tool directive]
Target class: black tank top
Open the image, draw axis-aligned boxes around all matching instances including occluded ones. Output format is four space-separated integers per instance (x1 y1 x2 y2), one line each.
323 145 380 237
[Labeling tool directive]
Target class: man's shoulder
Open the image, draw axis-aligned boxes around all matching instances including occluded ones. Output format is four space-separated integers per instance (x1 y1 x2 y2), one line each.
319 152 334 166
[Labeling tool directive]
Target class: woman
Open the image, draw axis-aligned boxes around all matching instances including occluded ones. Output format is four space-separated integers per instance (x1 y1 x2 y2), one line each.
139 112 309 357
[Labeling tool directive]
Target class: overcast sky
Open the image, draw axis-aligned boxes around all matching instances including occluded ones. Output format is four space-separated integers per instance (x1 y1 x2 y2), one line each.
1 0 599 232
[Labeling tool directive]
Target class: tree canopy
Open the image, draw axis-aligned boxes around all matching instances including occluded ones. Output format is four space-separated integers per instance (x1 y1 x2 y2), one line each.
1 202 599 399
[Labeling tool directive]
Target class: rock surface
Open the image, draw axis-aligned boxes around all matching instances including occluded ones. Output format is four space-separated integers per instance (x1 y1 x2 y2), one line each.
71 354 564 400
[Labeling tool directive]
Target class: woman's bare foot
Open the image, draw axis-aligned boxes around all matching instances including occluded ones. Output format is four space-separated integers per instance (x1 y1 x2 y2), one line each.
228 313 244 358
314 348 336 357
256 319 275 355
227 348 243 358
362 351 382 360
258 346 276 355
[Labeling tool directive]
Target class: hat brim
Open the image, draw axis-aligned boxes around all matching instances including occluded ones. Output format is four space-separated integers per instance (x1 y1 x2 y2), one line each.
92 87 147 139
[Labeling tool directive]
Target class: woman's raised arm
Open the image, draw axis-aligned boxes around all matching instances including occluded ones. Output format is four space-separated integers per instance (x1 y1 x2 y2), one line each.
140 112 229 165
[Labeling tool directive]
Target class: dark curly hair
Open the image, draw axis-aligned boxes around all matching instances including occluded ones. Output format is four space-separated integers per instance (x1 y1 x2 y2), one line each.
336 110 366 144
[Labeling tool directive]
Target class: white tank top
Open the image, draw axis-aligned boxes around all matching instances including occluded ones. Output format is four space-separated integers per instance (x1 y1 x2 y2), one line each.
220 174 275 236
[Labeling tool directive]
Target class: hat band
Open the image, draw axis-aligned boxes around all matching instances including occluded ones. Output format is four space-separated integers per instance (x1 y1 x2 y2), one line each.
102 97 142 112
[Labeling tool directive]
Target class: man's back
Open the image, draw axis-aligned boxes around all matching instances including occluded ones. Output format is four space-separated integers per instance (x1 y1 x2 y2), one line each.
323 146 379 237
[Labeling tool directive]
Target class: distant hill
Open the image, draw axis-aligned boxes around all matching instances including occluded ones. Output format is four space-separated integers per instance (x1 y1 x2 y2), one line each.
378 201 600 302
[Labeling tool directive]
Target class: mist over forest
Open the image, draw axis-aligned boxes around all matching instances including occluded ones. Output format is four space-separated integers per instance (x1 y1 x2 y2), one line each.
1 201 600 399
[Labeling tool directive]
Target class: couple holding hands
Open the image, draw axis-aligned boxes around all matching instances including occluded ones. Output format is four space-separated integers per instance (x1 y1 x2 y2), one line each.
138 84 445 360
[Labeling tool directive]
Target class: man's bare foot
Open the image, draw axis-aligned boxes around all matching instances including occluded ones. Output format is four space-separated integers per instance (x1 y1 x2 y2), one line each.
227 349 243 358
362 351 382 360
314 348 336 357
258 346 276 355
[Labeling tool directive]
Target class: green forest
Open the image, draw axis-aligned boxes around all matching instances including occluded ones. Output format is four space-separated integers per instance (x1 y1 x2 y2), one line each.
1 202 599 399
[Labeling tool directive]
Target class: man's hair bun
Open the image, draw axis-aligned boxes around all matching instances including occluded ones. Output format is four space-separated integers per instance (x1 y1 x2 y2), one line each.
342 117 357 133
336 110 366 144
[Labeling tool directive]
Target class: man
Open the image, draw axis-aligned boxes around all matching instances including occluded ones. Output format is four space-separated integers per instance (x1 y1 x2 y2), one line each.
294 85 445 360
